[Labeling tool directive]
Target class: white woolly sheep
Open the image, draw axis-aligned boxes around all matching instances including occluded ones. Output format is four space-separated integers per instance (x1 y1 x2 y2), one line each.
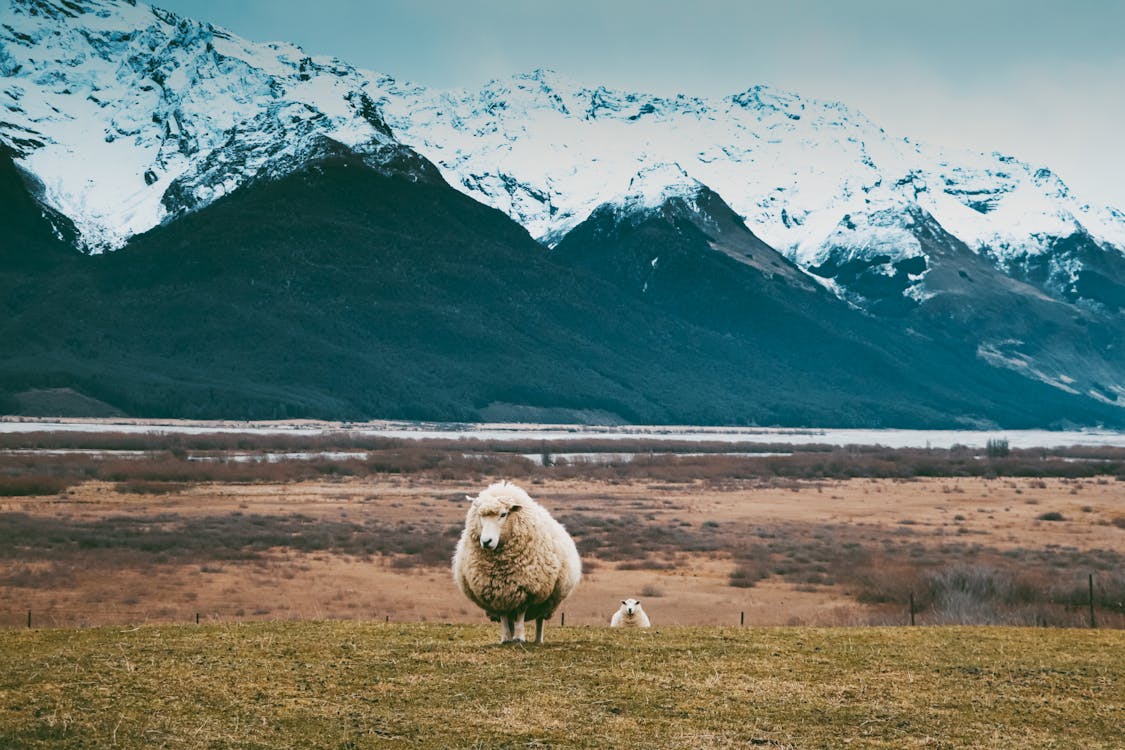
452 480 582 643
610 598 651 628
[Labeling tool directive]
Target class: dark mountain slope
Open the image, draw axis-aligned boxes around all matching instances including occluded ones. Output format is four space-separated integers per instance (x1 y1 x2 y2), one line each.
0 149 88 413
0 155 655 421
551 187 1125 428
1 152 1121 426
808 205 1125 410
0 148 80 269
0 154 827 423
552 186 826 327
997 231 1125 314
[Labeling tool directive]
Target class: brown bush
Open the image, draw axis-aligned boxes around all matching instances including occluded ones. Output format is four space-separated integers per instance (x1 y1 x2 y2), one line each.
4 436 1125 485
729 561 769 588
115 481 190 495
0 475 76 496
0 511 463 568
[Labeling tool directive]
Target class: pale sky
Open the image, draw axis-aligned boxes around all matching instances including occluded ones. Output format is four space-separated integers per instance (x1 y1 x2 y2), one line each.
154 0 1125 210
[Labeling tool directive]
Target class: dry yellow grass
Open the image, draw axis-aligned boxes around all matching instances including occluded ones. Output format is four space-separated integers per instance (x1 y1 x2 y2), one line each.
1 622 1121 749
2 475 1122 628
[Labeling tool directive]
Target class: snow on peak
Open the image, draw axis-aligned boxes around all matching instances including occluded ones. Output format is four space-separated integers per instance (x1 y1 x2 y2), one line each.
622 162 704 210
4 0 1124 270
0 0 396 250
808 200 926 269
372 69 1125 267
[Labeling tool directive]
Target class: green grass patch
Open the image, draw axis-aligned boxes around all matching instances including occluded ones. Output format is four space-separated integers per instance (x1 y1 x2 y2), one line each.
1 623 1121 748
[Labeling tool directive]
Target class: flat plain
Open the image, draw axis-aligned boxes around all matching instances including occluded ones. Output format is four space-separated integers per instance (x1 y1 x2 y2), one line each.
2 467 1122 628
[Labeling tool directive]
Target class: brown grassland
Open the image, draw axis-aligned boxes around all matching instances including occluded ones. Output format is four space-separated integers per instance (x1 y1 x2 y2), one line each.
1 434 1124 748
0 435 1122 629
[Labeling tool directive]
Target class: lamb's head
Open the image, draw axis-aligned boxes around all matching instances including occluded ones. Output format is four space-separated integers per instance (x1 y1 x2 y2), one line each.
466 481 532 551
621 598 641 616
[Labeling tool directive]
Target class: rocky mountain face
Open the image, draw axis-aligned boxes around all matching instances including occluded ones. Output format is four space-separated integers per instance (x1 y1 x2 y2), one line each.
2 0 1124 425
373 70 1125 272
1 0 415 250
375 72 1125 413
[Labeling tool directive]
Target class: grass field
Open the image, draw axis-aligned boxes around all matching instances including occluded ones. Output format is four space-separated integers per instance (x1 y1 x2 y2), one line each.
1 622 1121 749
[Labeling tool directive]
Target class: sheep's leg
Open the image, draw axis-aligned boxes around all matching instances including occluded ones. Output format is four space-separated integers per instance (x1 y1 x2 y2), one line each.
512 611 527 642
534 618 545 644
499 615 513 643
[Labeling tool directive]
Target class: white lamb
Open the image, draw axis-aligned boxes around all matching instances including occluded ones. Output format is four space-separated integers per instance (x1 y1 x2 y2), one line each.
452 481 582 644
610 598 651 628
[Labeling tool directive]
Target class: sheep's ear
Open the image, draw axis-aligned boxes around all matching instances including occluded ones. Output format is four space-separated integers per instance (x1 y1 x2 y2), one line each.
621 600 627 605
509 504 522 513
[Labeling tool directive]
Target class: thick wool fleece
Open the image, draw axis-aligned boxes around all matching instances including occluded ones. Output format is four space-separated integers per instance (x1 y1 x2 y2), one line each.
452 482 581 621
610 601 651 628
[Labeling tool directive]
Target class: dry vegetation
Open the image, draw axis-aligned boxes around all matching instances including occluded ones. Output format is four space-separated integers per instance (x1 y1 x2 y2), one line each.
1 432 1123 629
1 622 1122 749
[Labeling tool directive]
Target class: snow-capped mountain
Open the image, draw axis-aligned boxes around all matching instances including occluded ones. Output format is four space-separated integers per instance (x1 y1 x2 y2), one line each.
615 161 708 215
5 0 1124 272
552 159 825 307
6 0 1125 297
372 69 1125 270
0 0 412 250
3 0 1125 426
368 68 1125 406
562 159 817 292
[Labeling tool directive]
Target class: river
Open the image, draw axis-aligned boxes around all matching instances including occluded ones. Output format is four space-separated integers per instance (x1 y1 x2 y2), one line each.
2 418 1124 449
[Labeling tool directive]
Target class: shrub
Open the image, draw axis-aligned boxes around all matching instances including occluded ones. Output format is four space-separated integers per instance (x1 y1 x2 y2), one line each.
729 561 769 588
986 439 1010 458
921 566 1009 624
617 558 671 571
1037 511 1066 522
116 481 189 495
0 476 75 496
853 561 922 605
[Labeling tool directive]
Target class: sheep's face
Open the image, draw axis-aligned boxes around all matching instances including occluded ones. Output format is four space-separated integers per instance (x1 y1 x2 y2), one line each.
471 496 522 551
621 599 640 616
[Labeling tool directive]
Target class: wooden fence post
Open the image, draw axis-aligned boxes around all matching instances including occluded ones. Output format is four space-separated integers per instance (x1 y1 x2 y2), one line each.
1089 573 1096 629
27 610 31 629
740 611 744 627
909 591 916 626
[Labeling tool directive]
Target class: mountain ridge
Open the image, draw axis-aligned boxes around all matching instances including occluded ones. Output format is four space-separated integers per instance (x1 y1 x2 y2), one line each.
2 0 1124 426
6 0 1124 266
10 151 1095 427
